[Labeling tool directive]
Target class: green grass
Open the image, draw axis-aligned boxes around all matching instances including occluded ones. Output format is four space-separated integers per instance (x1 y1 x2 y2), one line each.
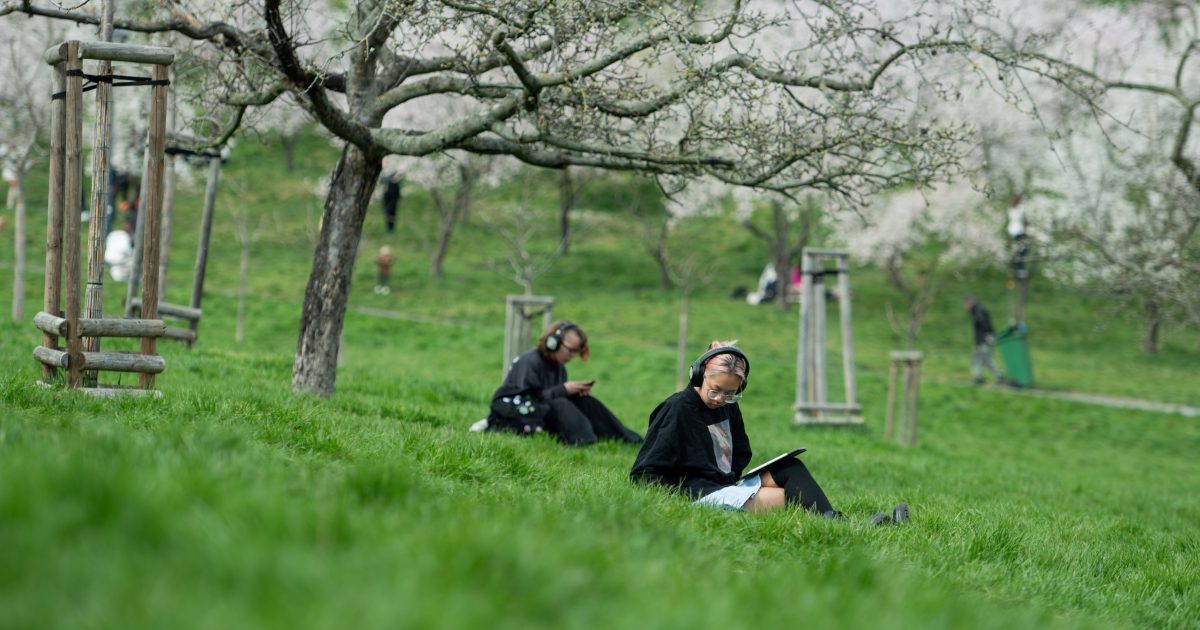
0 129 1197 629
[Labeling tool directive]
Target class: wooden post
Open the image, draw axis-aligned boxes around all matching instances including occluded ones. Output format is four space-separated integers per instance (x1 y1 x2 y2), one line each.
187 156 220 345
837 255 857 407
907 358 922 444
886 351 923 445
795 248 863 425
125 144 150 318
813 271 827 405
884 360 898 440
158 74 178 294
796 251 811 412
138 63 169 390
502 296 514 373
62 42 85 388
503 295 554 375
83 53 115 387
40 57 66 382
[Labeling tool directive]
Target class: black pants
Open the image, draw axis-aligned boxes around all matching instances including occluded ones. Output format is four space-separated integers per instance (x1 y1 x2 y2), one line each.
544 396 643 446
766 458 834 514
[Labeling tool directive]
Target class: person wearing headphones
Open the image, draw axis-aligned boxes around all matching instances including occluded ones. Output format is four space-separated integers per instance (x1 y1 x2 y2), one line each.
630 341 908 523
483 320 643 446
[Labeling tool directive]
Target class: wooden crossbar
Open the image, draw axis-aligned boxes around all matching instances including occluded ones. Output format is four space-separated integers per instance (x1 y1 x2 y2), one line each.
44 41 175 66
33 345 166 374
130 298 201 322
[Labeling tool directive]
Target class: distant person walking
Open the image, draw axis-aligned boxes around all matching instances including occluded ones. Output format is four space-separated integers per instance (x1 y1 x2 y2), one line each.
380 174 401 234
963 293 1002 385
104 219 135 282
374 245 394 295
481 320 643 446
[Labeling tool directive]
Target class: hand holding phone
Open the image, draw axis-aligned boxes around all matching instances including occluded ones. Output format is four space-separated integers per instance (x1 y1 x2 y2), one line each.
567 380 595 396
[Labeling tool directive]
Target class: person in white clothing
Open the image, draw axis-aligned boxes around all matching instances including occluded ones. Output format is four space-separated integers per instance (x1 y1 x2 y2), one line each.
105 220 134 282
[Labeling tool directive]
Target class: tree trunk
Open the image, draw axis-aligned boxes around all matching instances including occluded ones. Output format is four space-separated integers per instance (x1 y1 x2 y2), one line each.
904 259 941 349
771 201 791 312
430 191 454 281
1142 298 1161 355
236 238 249 344
886 253 908 292
431 166 476 281
281 132 299 172
676 288 690 391
455 164 477 228
291 143 383 395
11 174 25 321
1014 273 1029 324
654 217 671 291
558 168 574 255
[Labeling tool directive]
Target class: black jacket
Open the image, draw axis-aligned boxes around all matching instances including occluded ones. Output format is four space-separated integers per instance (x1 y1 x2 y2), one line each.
629 387 752 499
487 350 568 431
970 303 995 344
491 350 569 402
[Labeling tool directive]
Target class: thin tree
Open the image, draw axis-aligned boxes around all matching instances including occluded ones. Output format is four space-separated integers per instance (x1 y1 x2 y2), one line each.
0 18 56 321
485 170 566 296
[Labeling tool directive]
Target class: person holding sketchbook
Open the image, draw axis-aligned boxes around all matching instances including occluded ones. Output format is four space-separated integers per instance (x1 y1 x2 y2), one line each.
482 320 643 446
630 341 907 524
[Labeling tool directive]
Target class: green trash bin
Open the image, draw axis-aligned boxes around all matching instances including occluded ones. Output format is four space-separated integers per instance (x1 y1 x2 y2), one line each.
995 324 1034 388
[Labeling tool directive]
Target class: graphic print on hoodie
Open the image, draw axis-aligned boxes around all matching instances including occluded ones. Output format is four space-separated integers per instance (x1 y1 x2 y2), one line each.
708 419 733 474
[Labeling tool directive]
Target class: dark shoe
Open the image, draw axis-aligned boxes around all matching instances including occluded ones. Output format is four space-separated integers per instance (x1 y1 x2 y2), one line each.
973 377 985 385
869 511 891 526
892 502 909 524
822 509 845 520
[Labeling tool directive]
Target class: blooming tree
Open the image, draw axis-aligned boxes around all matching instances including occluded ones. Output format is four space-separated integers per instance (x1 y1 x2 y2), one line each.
665 177 822 311
835 182 1007 347
385 150 520 280
946 0 1200 351
0 16 81 320
4 0 1045 395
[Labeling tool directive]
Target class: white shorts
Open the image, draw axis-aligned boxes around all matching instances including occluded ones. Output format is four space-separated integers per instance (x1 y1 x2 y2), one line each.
694 475 762 510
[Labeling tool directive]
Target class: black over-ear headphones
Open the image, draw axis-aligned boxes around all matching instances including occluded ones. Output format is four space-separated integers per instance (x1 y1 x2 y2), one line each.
545 322 580 351
689 346 751 394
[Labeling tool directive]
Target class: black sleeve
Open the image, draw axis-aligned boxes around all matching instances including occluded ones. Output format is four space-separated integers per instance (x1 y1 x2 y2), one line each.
973 305 994 337
730 405 753 479
629 401 684 486
981 307 994 335
501 353 566 401
540 366 567 401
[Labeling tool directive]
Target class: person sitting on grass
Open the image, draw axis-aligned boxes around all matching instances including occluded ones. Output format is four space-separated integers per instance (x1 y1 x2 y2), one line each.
630 341 907 524
481 320 643 446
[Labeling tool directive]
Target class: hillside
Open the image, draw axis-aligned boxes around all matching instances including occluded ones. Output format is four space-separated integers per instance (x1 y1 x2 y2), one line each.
0 131 1196 629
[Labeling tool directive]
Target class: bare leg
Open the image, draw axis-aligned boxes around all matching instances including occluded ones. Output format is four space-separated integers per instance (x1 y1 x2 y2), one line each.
743 487 786 513
743 471 786 512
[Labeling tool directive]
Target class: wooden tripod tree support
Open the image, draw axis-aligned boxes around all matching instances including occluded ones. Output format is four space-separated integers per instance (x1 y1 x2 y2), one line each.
795 248 864 425
884 351 924 446
128 135 223 346
34 41 174 396
503 295 554 375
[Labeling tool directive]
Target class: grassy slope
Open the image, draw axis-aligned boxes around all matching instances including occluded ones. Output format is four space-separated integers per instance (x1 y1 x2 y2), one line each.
0 131 1196 629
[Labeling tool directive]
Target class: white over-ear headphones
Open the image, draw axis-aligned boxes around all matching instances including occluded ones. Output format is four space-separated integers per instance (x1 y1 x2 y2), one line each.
546 322 579 351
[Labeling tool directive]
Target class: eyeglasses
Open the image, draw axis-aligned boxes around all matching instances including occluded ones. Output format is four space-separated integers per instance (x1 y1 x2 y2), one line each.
704 386 741 405
560 344 582 356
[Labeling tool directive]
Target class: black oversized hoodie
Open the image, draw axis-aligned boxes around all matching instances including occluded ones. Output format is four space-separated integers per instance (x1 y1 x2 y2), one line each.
629 387 752 499
491 349 569 403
